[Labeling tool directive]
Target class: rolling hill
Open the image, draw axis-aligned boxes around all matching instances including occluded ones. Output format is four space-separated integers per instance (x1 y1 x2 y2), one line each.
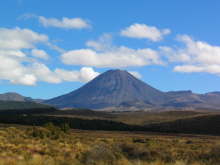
0 92 44 103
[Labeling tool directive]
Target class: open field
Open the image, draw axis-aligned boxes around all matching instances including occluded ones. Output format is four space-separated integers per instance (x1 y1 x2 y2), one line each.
0 124 220 165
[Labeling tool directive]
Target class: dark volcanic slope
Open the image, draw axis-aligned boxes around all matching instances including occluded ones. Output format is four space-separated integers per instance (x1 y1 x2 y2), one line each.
46 70 169 109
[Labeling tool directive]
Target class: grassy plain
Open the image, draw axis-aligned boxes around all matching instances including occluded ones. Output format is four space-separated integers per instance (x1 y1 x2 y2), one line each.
0 124 220 165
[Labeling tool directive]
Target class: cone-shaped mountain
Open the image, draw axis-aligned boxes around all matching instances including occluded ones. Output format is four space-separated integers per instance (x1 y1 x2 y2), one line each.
46 70 169 109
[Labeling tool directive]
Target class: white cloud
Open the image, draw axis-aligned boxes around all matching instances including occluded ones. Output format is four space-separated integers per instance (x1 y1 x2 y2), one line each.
0 50 25 58
30 63 61 84
39 16 90 29
61 34 163 68
55 67 100 82
161 35 220 75
128 71 142 79
31 49 49 60
0 27 99 85
121 23 170 41
62 48 162 68
0 27 48 50
12 74 37 86
0 55 37 86
174 65 220 74
0 53 99 85
0 27 48 85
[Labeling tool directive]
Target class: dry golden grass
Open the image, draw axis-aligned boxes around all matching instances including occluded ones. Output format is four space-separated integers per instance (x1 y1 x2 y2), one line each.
0 124 219 165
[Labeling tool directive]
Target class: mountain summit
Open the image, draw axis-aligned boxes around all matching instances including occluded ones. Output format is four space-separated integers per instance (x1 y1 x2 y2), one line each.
46 69 169 109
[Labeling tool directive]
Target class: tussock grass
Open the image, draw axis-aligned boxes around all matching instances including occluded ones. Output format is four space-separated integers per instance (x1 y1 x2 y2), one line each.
0 125 219 165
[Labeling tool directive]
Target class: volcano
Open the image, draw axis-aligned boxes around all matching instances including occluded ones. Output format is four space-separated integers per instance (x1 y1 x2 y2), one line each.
46 70 169 109
45 69 220 110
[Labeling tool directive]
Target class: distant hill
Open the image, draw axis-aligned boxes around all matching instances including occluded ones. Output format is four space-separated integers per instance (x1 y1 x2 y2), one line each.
165 90 220 110
0 92 31 102
45 69 220 111
0 92 44 103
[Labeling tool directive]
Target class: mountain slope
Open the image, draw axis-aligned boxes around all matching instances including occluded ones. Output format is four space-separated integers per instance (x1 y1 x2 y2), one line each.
46 69 220 110
46 70 170 109
0 92 31 102
165 91 220 109
0 92 44 103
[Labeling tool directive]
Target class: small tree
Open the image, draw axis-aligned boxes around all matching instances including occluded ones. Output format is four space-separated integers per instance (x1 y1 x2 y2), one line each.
60 123 71 133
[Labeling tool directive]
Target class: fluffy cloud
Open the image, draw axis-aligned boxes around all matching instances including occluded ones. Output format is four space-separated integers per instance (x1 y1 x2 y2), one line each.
0 54 99 85
61 34 163 68
161 35 220 75
31 63 99 84
0 55 36 85
39 16 90 29
0 27 99 85
0 27 48 50
0 27 48 85
31 49 49 60
128 71 142 79
121 23 170 41
61 48 162 68
55 67 100 82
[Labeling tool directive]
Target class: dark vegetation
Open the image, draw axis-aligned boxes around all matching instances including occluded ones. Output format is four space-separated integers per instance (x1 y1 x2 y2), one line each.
0 101 54 111
0 107 220 135
52 108 114 118
0 114 143 131
146 114 220 135
0 100 55 116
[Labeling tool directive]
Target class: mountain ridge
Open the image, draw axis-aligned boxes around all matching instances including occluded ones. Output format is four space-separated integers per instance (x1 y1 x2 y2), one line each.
0 92 44 103
45 69 220 110
1 70 220 111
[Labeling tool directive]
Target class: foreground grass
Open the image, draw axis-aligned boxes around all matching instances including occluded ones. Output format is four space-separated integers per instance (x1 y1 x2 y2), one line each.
0 124 220 165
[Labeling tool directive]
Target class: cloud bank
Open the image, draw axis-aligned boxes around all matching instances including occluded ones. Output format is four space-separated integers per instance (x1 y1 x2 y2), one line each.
61 34 163 68
2 20 220 86
0 27 99 85
161 35 220 76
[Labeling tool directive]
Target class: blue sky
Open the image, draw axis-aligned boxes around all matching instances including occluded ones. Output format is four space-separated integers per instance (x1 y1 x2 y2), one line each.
1 0 220 99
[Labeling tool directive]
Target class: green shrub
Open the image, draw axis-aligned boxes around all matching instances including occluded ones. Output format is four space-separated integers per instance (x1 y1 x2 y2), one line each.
28 123 68 139
82 143 120 165
59 123 70 133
